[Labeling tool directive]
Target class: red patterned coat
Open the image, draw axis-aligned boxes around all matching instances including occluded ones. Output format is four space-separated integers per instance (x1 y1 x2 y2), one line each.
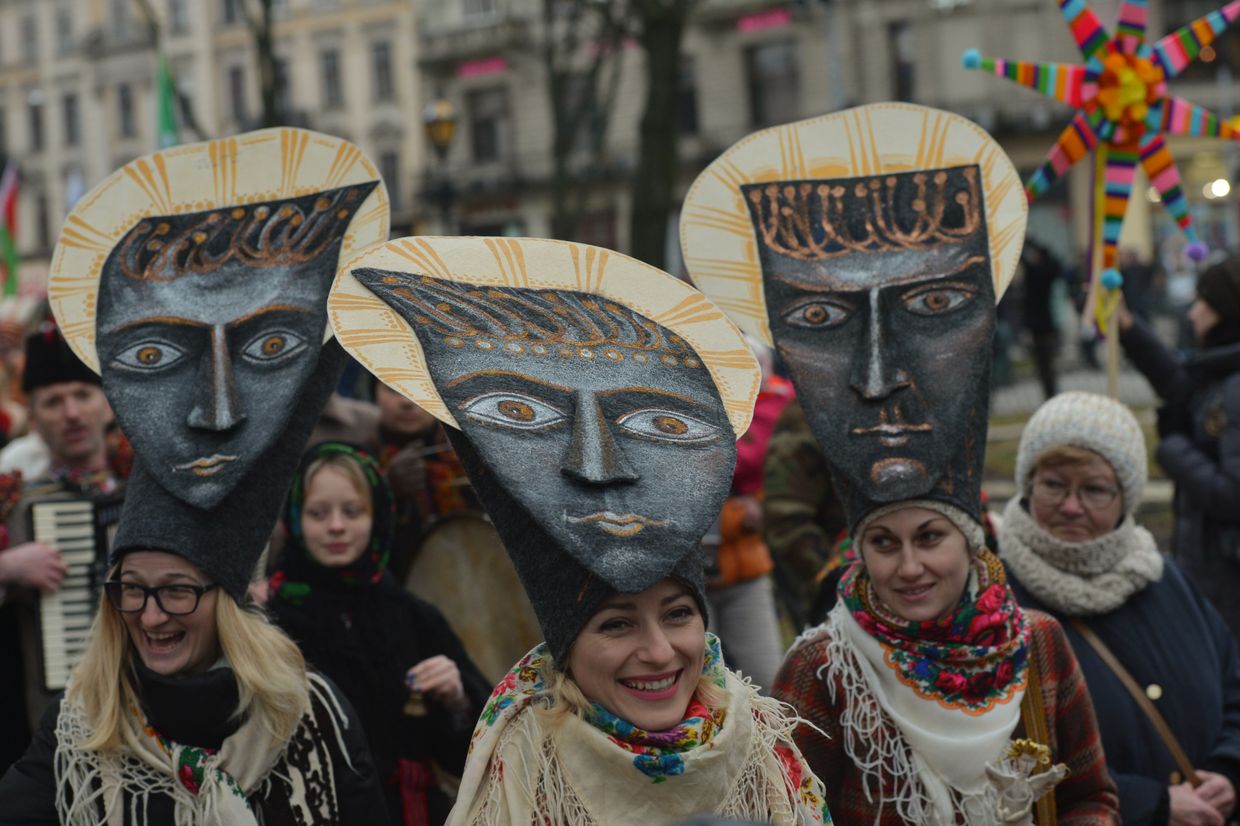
773 609 1119 825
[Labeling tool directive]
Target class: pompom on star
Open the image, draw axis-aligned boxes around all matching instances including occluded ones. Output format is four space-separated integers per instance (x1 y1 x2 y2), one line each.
964 0 1240 276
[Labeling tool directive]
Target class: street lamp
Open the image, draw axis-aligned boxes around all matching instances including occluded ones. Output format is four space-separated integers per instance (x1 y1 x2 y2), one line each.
422 97 458 162
422 96 458 233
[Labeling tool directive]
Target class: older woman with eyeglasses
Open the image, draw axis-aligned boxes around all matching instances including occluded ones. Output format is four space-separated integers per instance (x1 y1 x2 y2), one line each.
999 392 1240 826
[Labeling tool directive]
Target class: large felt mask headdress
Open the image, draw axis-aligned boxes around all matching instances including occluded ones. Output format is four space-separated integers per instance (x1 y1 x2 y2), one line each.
682 103 1026 532
329 237 760 662
49 128 389 598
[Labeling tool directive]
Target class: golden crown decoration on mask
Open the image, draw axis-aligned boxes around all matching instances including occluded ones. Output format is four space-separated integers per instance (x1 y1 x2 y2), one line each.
747 166 983 262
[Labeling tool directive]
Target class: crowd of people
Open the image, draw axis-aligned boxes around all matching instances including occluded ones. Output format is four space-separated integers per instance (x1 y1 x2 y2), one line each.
0 102 1233 826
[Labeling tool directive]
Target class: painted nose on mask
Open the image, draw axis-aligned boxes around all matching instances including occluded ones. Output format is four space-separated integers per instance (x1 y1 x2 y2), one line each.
187 327 246 431
852 289 912 401
560 393 639 485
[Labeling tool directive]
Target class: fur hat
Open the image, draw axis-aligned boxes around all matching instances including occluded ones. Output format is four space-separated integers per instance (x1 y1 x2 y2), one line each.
1014 392 1147 515
21 324 101 393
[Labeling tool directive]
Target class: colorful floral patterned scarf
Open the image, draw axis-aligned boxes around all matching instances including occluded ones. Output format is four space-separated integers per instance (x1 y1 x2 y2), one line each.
584 635 728 781
451 636 831 825
838 548 1029 713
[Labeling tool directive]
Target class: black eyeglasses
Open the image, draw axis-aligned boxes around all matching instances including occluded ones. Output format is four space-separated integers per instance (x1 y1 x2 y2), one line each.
104 581 218 616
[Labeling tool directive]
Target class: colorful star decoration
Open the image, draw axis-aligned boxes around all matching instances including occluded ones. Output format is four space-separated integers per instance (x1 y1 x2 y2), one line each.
964 0 1240 295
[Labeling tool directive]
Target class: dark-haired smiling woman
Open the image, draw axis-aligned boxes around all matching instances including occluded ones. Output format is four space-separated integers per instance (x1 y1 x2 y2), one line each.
329 236 832 825
681 104 1119 824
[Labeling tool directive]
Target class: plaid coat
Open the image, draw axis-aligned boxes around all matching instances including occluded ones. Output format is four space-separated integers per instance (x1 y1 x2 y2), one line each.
773 609 1119 825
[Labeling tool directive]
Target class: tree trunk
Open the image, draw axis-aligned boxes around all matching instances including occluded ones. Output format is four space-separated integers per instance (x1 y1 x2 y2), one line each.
248 0 279 128
629 2 690 269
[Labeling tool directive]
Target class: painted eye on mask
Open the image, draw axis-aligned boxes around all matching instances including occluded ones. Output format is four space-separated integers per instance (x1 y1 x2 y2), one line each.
241 330 307 364
616 409 720 444
780 299 851 329
461 392 567 431
901 285 977 316
112 340 186 371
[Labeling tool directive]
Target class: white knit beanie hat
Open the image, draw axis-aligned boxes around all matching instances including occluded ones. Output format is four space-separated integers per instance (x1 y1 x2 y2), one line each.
854 499 987 554
1014 392 1147 515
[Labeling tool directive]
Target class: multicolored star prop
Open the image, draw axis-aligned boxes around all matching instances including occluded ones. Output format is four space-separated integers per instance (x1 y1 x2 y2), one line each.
964 0 1240 295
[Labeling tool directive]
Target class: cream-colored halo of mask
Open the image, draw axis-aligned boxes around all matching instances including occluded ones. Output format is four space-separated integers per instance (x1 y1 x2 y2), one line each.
329 236 761 437
48 127 390 372
680 102 1027 346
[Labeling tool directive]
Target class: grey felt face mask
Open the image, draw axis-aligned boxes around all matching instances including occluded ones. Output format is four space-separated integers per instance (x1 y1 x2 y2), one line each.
745 165 993 509
353 269 737 592
95 182 377 510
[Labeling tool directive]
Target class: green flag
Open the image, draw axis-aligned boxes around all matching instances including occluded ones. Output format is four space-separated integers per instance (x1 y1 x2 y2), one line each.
157 53 181 149
0 162 18 297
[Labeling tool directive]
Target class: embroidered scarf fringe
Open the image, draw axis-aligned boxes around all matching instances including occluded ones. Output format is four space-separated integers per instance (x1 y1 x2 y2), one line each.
53 672 348 826
460 668 825 825
815 613 1010 826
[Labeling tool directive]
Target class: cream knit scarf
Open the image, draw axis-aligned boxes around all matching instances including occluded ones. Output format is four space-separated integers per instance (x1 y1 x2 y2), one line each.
999 497 1164 617
449 640 831 826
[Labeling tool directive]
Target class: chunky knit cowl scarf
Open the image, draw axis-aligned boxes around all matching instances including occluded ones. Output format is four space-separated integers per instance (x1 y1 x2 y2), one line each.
999 497 1163 617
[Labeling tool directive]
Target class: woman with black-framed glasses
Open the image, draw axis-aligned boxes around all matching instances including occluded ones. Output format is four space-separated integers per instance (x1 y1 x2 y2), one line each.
1000 392 1240 826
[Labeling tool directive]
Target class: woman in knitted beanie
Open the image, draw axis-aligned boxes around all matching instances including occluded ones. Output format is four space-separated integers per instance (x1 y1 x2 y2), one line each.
1000 391 1240 826
1118 256 1240 637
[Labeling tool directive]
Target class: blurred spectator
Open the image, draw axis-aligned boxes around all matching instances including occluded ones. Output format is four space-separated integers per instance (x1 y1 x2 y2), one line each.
373 380 480 583
704 340 791 692
761 398 847 628
1022 240 1065 399
310 392 381 453
1119 247 1159 323
1119 256 1240 635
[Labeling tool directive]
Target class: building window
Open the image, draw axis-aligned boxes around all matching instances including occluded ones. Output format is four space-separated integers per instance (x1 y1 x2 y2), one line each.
320 49 342 109
228 66 246 124
575 208 617 250
28 99 44 153
118 83 135 138
379 150 400 211
745 40 799 128
888 21 914 101
62 93 79 147
372 42 394 101
168 0 190 34
222 0 242 25
21 16 38 64
55 7 75 56
463 0 498 16
467 86 510 164
679 59 698 135
111 0 134 41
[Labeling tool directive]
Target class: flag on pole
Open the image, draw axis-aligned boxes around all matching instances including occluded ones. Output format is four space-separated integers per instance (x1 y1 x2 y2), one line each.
156 53 181 149
0 162 19 298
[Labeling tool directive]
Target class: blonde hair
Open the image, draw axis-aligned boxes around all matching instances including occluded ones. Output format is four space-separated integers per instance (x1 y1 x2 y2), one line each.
70 581 309 752
303 453 372 513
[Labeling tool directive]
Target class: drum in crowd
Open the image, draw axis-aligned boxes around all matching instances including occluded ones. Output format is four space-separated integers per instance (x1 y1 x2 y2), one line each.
405 512 542 684
7 489 122 730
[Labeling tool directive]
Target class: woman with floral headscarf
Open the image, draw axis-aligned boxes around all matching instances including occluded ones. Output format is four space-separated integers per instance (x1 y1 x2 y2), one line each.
268 442 492 826
773 500 1120 825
